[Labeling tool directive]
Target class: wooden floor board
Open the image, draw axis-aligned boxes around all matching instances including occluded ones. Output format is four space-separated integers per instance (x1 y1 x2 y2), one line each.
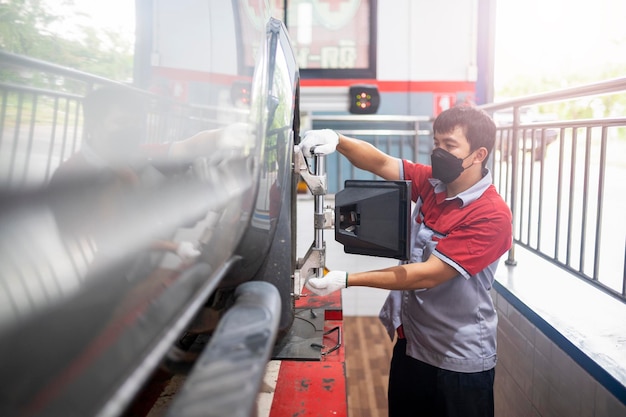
344 316 395 417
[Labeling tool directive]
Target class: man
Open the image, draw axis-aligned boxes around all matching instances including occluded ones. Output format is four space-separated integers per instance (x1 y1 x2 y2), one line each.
49 86 237 263
300 105 512 417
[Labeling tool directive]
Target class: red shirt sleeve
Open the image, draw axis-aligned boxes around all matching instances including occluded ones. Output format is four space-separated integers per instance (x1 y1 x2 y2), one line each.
433 189 512 276
401 159 512 276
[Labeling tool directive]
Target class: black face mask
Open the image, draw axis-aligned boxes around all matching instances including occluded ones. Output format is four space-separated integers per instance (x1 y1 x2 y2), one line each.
430 148 473 184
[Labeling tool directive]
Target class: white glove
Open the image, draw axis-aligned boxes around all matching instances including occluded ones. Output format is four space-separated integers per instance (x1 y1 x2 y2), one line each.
221 122 250 148
305 270 348 296
176 241 201 262
297 129 339 155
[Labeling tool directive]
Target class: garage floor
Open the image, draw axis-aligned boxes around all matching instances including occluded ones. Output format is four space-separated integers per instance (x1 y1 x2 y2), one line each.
344 316 394 417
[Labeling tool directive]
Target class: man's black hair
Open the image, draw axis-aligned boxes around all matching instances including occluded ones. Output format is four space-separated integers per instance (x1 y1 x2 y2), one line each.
82 86 148 132
433 105 497 161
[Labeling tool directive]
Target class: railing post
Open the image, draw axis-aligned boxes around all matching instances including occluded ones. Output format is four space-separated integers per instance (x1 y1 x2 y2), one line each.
505 107 520 266
623 240 626 298
413 119 421 163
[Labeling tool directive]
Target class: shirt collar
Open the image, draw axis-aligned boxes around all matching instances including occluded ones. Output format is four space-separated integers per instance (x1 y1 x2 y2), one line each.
80 142 109 168
81 142 149 171
429 169 493 208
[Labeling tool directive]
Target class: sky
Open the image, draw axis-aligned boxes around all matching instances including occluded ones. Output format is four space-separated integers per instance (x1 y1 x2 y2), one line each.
47 0 135 44
493 0 626 89
49 0 626 89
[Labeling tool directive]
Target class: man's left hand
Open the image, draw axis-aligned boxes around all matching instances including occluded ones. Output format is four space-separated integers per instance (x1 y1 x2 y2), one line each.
296 129 339 156
176 241 201 262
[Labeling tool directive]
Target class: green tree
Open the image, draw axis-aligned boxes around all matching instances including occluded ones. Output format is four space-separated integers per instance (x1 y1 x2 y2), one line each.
496 61 626 120
0 0 133 83
0 0 60 56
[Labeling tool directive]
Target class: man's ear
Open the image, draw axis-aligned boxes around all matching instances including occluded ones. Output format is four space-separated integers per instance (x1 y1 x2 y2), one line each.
474 147 488 165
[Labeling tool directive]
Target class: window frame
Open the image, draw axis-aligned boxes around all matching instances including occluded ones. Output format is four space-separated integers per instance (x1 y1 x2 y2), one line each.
285 0 377 80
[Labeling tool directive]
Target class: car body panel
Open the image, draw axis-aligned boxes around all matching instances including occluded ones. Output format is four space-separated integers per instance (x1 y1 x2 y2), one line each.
0 2 299 416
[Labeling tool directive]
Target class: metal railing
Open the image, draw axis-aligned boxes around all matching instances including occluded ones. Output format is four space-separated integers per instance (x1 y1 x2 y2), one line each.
304 113 432 193
305 78 626 302
0 51 229 188
480 77 626 302
3 50 625 302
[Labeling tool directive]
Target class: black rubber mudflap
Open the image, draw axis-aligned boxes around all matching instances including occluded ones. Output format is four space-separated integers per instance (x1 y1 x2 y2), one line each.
164 281 281 417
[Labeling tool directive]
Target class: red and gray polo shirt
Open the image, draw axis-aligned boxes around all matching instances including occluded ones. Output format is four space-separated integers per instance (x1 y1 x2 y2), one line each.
380 160 512 373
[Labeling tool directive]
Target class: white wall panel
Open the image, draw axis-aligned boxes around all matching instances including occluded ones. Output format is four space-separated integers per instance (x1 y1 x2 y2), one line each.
153 0 237 74
376 0 476 81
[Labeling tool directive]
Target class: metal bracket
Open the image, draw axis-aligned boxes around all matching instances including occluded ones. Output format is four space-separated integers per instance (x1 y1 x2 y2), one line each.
315 208 334 229
294 148 326 195
321 326 341 356
293 147 334 298
294 242 325 298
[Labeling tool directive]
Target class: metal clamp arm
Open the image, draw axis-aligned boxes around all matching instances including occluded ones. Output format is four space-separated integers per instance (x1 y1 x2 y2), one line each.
293 149 326 195
293 148 334 298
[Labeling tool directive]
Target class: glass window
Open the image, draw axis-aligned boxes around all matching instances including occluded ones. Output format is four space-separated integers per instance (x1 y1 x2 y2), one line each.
286 0 377 78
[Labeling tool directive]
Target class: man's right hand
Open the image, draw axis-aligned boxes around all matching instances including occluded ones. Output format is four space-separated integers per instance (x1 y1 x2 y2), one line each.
305 270 348 296
297 129 339 155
